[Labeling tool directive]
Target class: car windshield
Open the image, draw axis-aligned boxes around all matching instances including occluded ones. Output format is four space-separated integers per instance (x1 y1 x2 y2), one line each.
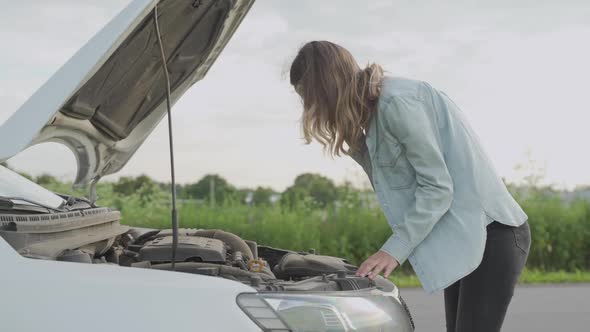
0 165 64 210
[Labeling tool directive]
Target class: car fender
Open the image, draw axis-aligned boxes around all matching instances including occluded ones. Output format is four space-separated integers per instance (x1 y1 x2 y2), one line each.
0 237 261 332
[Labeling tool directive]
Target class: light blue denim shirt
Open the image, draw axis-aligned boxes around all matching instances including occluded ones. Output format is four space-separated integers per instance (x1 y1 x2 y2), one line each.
351 76 527 294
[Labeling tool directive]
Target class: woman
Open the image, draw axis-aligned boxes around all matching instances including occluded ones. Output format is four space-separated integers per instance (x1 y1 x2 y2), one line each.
289 40 531 332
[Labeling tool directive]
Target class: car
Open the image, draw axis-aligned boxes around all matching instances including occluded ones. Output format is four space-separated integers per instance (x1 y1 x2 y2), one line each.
0 1 414 331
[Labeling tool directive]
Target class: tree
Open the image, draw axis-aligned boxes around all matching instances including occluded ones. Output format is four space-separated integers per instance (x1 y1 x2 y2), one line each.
252 186 275 206
236 188 253 205
36 174 59 186
334 180 366 208
280 186 310 210
113 175 161 204
183 174 236 205
281 173 337 208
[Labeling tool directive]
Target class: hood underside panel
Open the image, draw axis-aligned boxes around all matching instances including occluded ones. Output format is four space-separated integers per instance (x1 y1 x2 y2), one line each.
63 0 231 141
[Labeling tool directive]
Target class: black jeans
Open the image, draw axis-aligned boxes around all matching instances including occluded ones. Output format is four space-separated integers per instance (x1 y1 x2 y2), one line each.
444 220 531 332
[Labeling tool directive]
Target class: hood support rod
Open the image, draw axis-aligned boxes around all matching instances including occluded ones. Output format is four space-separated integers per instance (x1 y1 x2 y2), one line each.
154 3 179 270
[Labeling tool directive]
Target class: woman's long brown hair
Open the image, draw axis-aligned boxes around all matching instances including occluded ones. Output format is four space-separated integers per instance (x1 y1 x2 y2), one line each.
290 41 383 156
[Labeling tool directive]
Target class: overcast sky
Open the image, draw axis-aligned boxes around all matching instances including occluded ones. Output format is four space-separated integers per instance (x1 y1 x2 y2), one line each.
1 0 589 191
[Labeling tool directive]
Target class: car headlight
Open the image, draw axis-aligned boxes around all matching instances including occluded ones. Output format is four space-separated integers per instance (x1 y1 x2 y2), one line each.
237 291 414 332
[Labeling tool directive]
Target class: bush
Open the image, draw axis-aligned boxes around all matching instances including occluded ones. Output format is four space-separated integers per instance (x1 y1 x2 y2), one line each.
520 192 590 270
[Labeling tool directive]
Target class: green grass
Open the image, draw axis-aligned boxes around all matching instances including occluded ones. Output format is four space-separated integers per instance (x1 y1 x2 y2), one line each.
389 274 422 288
390 269 590 289
518 269 590 284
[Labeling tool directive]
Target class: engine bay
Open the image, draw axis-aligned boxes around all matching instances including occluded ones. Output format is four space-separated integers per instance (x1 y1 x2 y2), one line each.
0 206 397 293
122 227 396 292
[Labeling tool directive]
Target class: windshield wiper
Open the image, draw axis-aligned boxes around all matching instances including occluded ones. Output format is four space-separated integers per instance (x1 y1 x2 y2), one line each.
0 196 65 213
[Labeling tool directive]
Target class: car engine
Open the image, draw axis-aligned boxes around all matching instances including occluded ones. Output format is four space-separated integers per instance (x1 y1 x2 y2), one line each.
120 227 389 293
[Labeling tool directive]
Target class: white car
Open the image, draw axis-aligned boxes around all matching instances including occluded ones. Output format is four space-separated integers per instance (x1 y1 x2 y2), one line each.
0 1 414 331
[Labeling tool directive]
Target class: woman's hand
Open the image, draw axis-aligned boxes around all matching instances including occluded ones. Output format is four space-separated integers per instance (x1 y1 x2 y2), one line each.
355 250 399 279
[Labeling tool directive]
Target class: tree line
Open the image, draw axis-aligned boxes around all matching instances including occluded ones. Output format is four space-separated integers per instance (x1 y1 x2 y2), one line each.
1 160 366 208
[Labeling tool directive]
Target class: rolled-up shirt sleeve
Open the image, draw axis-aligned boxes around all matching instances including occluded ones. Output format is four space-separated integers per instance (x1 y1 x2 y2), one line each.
379 95 454 264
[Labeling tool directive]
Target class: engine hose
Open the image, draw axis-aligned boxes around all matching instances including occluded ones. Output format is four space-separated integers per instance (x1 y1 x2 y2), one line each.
193 229 254 261
151 262 275 280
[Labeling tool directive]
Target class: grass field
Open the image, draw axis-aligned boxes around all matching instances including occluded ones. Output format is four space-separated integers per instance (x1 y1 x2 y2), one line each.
391 270 590 288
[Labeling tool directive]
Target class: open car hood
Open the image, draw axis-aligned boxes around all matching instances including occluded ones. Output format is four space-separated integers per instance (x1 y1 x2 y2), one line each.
0 0 253 186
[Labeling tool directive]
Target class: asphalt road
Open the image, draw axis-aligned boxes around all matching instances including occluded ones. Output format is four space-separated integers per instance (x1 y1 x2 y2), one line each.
399 284 590 331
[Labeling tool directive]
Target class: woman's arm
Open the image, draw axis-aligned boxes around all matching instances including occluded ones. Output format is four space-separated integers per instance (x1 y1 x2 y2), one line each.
379 94 454 265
